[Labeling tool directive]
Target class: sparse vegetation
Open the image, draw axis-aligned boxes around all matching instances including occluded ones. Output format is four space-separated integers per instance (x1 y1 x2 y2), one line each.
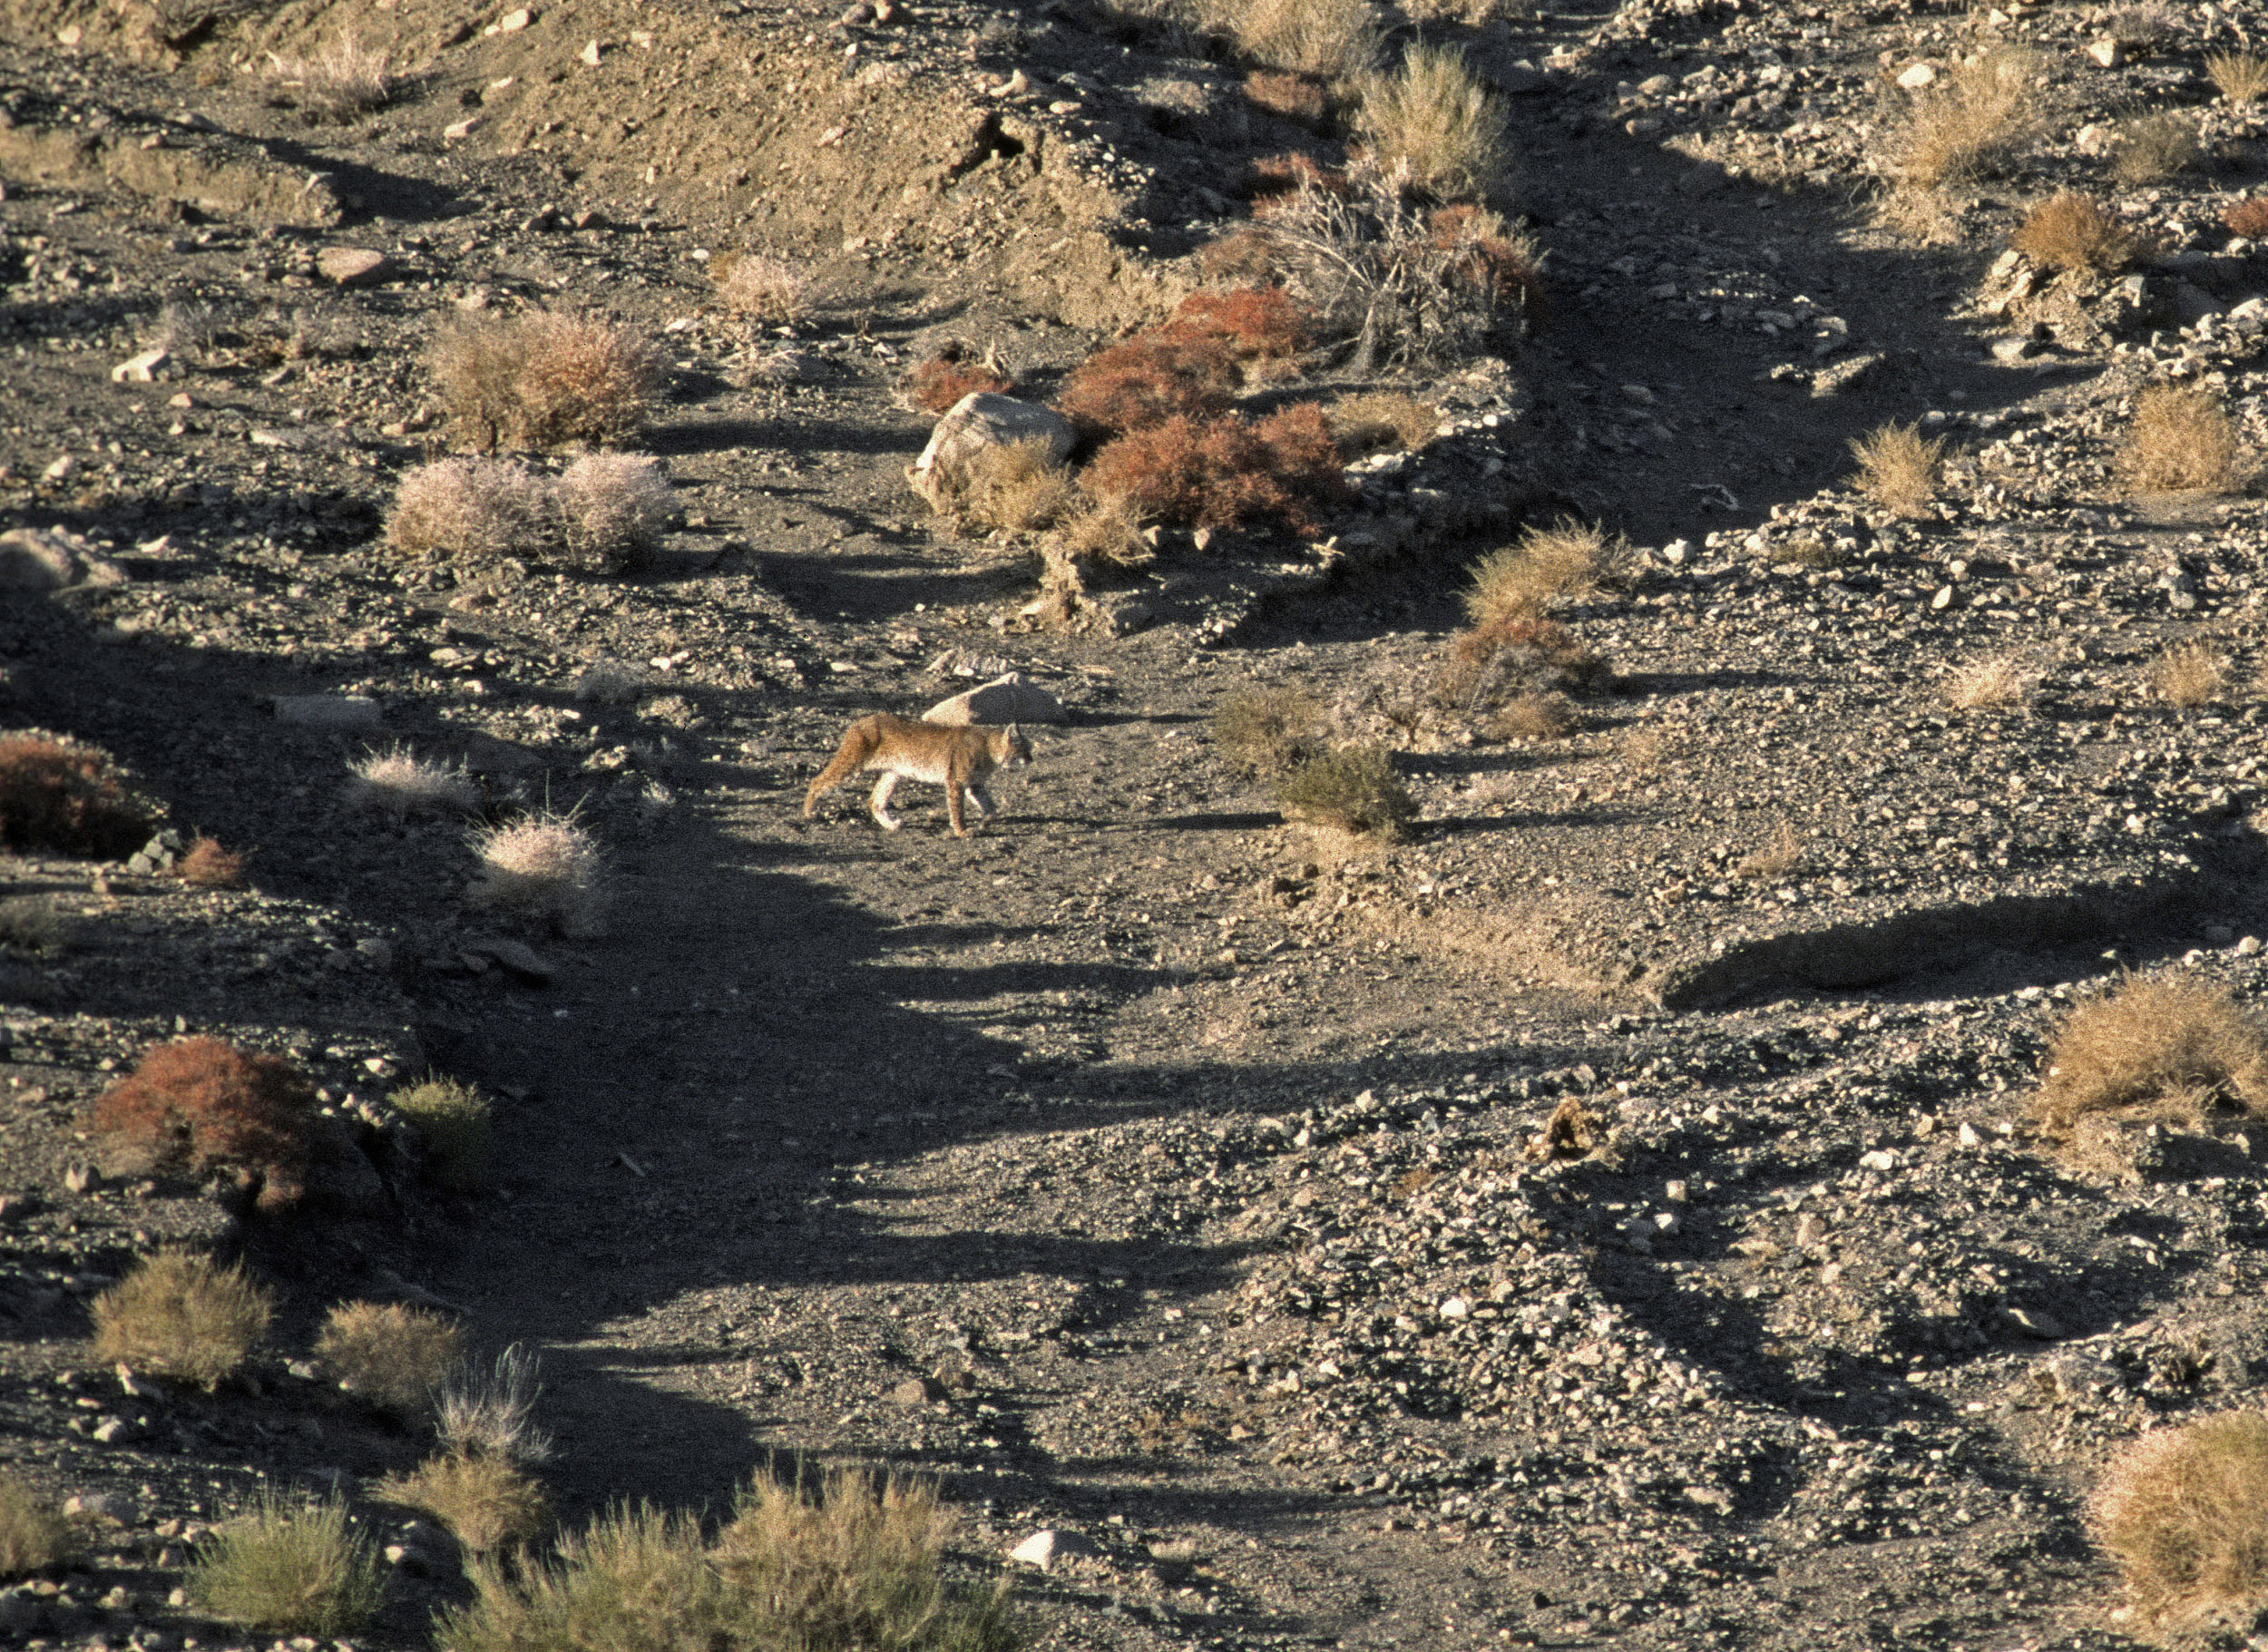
1355 44 1510 202
1212 688 1326 778
189 1493 384 1634
175 836 247 889
90 1250 272 1389
709 252 808 323
1243 69 1329 128
1329 392 1438 455
552 453 679 572
1733 824 1802 883
2118 383 2253 494
469 813 607 936
0 738 152 860
571 660 652 705
393 1073 494 1196
0 894 65 954
904 348 1013 415
945 439 1079 536
1438 615 1609 723
437 1344 552 1465
269 35 396 120
2113 111 2207 187
0 1481 69 1579
2224 197 2268 239
317 1301 464 1413
1083 404 1346 537
2150 640 2227 709
2208 51 2268 106
1054 333 1237 439
2010 193 2146 273
349 747 480 818
1223 0 1376 79
1849 420 1947 518
2031 975 2268 1143
1461 519 1630 626
2093 1410 2268 1632
1944 653 2038 711
1885 46 2043 190
432 311 664 452
435 1468 1015 1652
1165 287 1314 364
89 1036 314 1205
1276 747 1416 837
1043 497 1153 581
380 1452 551 1553
386 458 554 564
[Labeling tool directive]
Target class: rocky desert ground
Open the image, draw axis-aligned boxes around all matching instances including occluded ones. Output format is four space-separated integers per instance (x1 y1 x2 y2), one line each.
10 0 2268 1647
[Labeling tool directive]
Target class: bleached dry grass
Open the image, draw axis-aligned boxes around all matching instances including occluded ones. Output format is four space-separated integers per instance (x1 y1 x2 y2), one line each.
379 1452 550 1554
90 1251 271 1390
712 253 809 324
2095 1410 2268 1631
437 1344 552 1464
2032 975 2268 1141
1463 518 1629 625
553 454 679 573
1356 44 1510 202
1849 420 1946 518
1945 653 2038 711
386 459 554 564
269 35 396 121
2118 383 2254 494
468 813 606 936
433 312 663 452
349 746 480 818
2151 640 2228 709
2010 193 2146 274
2209 51 2268 106
1884 46 2043 190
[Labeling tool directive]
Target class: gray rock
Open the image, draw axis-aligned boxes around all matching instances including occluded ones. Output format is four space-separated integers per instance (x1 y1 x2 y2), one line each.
316 246 391 286
909 394 1074 506
64 1491 132 1523
888 1375 947 1407
111 348 169 383
924 672 1066 727
464 936 555 983
0 527 119 591
274 695 384 730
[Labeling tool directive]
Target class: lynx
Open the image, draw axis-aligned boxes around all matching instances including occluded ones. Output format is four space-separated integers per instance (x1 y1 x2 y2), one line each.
803 713 1031 837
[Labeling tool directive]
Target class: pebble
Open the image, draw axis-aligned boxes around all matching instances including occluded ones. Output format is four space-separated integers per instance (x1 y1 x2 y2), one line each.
1008 1529 1095 1569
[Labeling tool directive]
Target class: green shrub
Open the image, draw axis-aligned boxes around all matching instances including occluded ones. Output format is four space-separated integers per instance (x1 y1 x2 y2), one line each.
316 1300 464 1412
0 1480 69 1578
90 1250 270 1389
188 1493 384 1634
1276 747 1416 837
393 1073 494 1195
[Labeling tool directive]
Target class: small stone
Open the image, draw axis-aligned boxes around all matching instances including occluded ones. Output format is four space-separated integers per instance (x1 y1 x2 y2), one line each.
2006 1306 2067 1340
924 672 1066 727
1958 1121 1983 1148
579 37 601 64
41 455 73 482
887 1376 945 1407
1989 336 2038 363
1008 1529 1095 1569
112 349 168 383
462 937 552 984
62 1163 97 1195
1930 585 1956 611
63 1492 130 1523
89 1418 132 1444
497 5 533 28
1437 1295 1471 1320
0 529 80 591
315 248 390 287
2240 935 2263 956
444 115 482 140
2087 37 2124 68
1895 63 1937 88
273 694 384 730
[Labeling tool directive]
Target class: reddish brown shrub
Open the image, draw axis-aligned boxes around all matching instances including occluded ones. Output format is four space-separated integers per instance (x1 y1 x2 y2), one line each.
175 837 248 889
903 351 1013 415
0 738 151 859
1083 403 1346 537
1054 334 1237 438
1429 205 1546 316
90 1037 315 1207
1200 224 1286 281
1240 152 1352 207
1163 287 1313 361
1244 71 1331 128
2226 197 2268 239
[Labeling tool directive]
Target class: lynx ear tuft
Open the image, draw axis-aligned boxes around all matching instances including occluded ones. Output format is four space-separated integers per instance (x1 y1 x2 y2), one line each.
1004 723 1022 737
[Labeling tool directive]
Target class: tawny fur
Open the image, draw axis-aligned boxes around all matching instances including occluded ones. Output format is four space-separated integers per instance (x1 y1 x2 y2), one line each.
803 713 1032 836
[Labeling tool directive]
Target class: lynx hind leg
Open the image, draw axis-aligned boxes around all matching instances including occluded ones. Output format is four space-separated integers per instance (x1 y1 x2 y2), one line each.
964 783 995 821
868 772 904 831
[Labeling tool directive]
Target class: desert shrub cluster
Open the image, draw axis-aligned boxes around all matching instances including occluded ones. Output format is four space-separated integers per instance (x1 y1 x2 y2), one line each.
386 455 678 573
189 1493 383 1634
2011 193 2146 274
91 1250 271 1389
1462 519 1629 626
1355 44 1509 202
1848 421 1947 519
2117 384 2253 494
393 1072 494 1195
904 346 1014 415
437 1344 552 1464
1276 746 1416 837
1212 688 1326 778
2094 1410 2268 1632
1082 404 1346 536
381 1451 552 1554
0 1481 68 1579
317 1301 464 1412
709 251 807 323
432 311 664 451
269 35 396 121
90 1036 316 1207
0 738 152 859
1883 47 2044 190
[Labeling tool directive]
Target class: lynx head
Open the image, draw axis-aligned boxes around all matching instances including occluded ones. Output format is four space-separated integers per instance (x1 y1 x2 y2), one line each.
996 724 1033 767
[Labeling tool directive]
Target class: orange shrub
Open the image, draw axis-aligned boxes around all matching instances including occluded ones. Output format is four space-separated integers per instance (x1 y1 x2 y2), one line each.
1083 403 1346 537
1164 287 1313 361
90 1038 316 1207
2225 197 2268 239
0 738 150 859
175 836 248 889
1054 333 1237 438
904 352 1013 415
1430 205 1546 316
1240 152 1352 210
1244 71 1331 128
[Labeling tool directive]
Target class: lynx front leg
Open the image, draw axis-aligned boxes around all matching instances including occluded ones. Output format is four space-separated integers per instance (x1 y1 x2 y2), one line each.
963 784 995 823
868 772 904 831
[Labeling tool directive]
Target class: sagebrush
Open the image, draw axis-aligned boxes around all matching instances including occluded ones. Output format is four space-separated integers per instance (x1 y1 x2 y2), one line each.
90 1250 271 1389
2031 975 2268 1141
1885 46 2043 189
0 738 152 859
317 1300 464 1413
0 1481 69 1579
1356 44 1509 202
393 1072 494 1195
1276 747 1416 837
1462 519 1628 625
1849 421 1946 518
1211 689 1326 778
380 1452 551 1553
433 311 663 451
2118 383 2253 494
2010 193 2145 274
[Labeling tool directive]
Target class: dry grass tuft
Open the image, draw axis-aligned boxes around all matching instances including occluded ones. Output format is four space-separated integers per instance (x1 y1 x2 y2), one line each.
904 350 1013 415
0 737 152 860
2150 640 2228 709
1461 519 1630 626
552 454 679 573
1212 688 1326 778
175 836 247 889
2094 1410 2268 1631
0 1481 70 1579
2010 193 2146 273
392 1073 494 1196
433 312 664 452
1945 653 2038 711
189 1493 383 1634
1733 823 1802 883
1243 69 1331 127
2209 52 2268 106
1227 0 1377 79
436 1467 1014 1652
1886 46 2044 189
90 1250 271 1390
317 1301 464 1413
1044 497 1154 578
469 813 606 937
1849 420 1947 518
1483 692 1574 743
2031 975 2268 1148
386 458 553 564
270 35 396 120
709 252 808 323
1438 616 1608 725
1083 405 1346 538
1356 44 1509 202
2118 383 2254 494
349 746 480 819
0 894 66 955
380 1452 551 1554
1328 392 1438 455
437 1344 552 1465
90 1037 314 1206
947 439 1079 537
572 660 652 705
2114 111 2207 187
1276 747 1416 837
